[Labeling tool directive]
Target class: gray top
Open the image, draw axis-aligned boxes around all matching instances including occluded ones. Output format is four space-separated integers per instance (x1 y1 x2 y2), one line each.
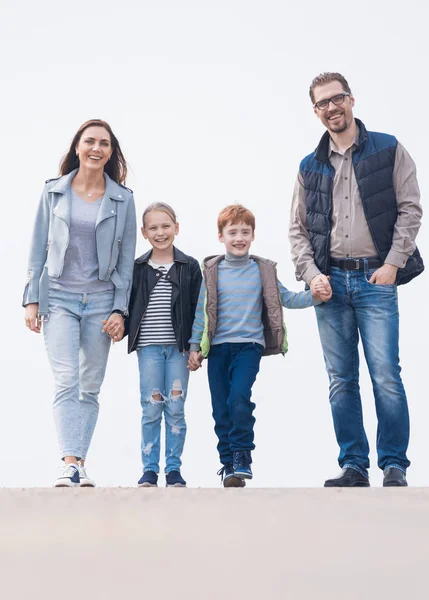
289 126 422 284
49 189 114 294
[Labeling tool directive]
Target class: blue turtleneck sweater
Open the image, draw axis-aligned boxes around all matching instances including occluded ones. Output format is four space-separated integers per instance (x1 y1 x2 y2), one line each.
189 252 316 351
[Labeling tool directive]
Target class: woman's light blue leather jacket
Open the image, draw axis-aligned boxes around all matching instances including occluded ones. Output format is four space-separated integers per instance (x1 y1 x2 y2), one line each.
23 169 137 316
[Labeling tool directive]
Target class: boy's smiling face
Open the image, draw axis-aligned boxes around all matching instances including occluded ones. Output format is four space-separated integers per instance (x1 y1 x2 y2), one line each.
219 220 255 256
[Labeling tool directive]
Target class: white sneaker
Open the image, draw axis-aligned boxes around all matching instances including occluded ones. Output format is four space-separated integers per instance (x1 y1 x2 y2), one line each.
79 465 96 487
54 464 80 487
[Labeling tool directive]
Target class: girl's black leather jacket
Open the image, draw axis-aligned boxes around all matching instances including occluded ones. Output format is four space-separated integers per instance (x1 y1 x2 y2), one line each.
125 246 202 353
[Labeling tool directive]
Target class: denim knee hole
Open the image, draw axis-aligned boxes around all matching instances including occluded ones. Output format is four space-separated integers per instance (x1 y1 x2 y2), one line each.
149 389 165 405
169 379 184 401
143 442 154 455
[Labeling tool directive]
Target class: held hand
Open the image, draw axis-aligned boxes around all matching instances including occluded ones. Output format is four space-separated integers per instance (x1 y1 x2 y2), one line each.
310 274 332 302
188 351 203 371
25 303 42 333
369 264 398 285
102 314 124 342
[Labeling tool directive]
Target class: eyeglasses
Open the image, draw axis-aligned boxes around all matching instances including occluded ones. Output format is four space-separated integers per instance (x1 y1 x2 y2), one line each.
313 93 350 111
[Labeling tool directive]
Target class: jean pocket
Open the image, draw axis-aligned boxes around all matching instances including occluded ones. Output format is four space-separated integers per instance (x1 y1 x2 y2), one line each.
364 273 397 289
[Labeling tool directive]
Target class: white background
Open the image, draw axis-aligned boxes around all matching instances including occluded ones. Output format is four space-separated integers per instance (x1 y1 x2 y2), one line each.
1 0 427 488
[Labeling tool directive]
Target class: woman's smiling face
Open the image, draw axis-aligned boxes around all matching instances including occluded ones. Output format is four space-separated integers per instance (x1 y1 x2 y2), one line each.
75 126 112 172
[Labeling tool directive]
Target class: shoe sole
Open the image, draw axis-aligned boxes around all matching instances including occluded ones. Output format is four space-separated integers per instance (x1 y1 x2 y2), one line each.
324 482 370 488
54 482 80 488
234 472 253 480
138 483 158 487
224 476 246 488
80 482 96 488
383 482 408 487
166 483 186 487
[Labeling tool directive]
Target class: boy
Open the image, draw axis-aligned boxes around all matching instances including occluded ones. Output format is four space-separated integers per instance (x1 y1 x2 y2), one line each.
188 205 330 487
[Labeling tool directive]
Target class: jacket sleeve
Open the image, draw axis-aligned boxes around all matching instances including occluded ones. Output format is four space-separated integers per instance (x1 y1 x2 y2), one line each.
277 279 319 308
189 277 206 351
113 193 137 314
386 142 423 268
22 185 50 307
189 258 203 321
123 263 138 338
288 173 321 285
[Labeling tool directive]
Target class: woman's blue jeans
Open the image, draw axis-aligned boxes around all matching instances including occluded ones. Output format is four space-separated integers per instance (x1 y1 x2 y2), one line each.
315 267 410 476
43 288 114 460
137 345 189 474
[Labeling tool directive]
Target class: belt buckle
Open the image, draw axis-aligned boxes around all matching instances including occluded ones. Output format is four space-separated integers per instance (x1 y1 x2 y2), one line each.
343 258 361 270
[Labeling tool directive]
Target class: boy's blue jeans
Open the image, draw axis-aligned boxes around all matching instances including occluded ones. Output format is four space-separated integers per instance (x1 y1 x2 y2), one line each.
315 267 410 477
207 342 263 465
137 345 189 474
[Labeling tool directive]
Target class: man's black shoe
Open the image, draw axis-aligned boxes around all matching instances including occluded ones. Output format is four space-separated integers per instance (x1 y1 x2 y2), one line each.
324 468 370 488
383 467 408 487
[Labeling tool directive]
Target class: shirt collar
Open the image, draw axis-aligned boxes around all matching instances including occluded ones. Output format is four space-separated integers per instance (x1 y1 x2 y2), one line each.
328 124 360 157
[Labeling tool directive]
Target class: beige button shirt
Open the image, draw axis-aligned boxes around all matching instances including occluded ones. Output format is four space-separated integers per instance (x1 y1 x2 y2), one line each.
289 126 422 285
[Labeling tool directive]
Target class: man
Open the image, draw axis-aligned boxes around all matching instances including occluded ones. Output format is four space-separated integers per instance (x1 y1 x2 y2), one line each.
289 72 423 487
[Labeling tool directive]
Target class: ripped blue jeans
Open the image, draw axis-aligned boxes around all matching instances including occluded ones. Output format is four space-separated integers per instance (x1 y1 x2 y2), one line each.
137 345 189 473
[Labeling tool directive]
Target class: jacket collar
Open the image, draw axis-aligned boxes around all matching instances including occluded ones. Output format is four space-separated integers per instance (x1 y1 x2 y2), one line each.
315 118 368 164
49 168 126 201
135 246 189 265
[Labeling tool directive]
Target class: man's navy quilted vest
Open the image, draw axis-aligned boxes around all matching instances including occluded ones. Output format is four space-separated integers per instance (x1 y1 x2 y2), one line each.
300 119 423 285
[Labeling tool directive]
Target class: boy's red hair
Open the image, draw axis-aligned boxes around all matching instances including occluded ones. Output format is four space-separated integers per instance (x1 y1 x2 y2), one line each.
217 204 256 235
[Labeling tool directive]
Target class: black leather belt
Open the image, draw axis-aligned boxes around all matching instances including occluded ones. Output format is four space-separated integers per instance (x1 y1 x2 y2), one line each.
330 257 382 271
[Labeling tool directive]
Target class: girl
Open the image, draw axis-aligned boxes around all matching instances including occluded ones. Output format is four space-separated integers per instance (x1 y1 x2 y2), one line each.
23 119 136 487
126 203 202 487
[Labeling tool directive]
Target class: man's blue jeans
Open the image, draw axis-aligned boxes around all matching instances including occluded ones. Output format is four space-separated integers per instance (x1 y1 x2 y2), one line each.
315 267 410 477
207 342 263 465
137 345 189 474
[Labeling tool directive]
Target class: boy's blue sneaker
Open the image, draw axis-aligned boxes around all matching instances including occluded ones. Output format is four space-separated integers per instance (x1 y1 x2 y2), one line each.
54 464 80 487
138 471 158 487
218 463 246 488
233 451 253 480
166 471 187 487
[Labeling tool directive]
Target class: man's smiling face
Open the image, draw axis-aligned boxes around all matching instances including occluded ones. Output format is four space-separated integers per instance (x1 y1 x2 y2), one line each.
313 80 355 134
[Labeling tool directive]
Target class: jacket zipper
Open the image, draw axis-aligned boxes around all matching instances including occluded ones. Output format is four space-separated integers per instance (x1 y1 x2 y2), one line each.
130 269 159 351
103 240 117 279
131 308 148 351
275 281 287 356
179 264 184 351
96 214 117 280
325 163 334 274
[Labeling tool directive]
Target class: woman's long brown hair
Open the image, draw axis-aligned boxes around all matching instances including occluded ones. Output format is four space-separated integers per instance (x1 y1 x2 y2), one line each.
59 119 128 184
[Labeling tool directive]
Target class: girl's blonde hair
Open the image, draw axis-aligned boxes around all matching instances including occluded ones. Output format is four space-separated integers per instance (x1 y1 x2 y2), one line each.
142 202 177 226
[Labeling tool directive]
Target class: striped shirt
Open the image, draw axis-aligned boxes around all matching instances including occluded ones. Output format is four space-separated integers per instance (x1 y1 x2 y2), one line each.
137 261 176 347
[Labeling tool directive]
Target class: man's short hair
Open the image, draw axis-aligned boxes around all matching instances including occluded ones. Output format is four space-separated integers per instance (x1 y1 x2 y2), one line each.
217 204 256 234
309 72 352 104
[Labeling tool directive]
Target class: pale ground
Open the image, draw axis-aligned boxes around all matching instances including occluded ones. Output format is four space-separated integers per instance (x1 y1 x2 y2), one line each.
0 488 427 599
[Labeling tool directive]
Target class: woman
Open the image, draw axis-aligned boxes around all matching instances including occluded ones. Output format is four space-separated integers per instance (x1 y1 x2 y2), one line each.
23 119 136 487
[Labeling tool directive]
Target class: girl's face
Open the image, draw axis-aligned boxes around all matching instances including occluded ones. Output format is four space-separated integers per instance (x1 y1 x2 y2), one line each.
75 126 112 173
142 210 179 251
